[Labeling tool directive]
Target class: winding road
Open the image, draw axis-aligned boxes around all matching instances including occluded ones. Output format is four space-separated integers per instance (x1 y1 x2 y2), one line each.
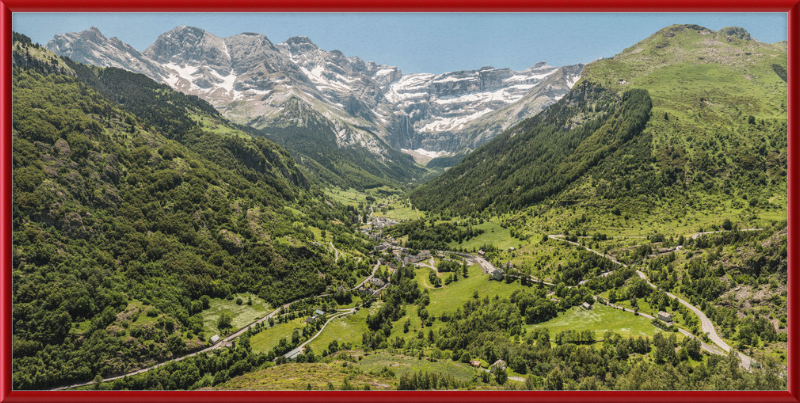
548 232 754 369
603 300 724 356
283 308 357 359
54 226 761 390
53 258 385 390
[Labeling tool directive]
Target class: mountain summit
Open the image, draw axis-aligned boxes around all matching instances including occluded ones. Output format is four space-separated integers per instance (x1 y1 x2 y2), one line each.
45 26 584 177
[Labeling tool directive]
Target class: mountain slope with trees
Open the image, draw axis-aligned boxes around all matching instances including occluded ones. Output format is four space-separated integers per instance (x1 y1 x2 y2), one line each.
411 84 653 214
11 34 371 389
410 25 787 220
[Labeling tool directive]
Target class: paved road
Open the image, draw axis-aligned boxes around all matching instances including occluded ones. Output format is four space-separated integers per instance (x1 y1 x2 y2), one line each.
549 233 753 369
478 367 525 383
355 260 382 289
415 257 437 272
690 228 763 239
633 270 751 368
548 235 628 267
603 301 723 356
472 255 498 275
578 270 615 285
54 258 385 391
53 297 293 391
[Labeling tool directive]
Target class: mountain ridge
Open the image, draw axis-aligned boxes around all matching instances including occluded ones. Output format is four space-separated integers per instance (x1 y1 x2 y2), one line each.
45 25 583 173
411 24 788 216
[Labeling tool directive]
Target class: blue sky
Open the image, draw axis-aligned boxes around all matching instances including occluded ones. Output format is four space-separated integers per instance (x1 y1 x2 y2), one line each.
13 13 788 74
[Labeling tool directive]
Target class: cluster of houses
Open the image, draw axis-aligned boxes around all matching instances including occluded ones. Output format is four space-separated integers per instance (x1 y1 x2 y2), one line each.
332 276 388 298
356 277 387 297
356 286 383 297
375 242 393 252
375 242 437 266
368 277 386 287
371 216 398 229
360 227 381 241
361 216 399 241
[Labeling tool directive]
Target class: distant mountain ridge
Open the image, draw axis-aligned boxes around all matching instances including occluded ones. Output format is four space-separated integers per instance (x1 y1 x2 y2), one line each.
45 26 584 170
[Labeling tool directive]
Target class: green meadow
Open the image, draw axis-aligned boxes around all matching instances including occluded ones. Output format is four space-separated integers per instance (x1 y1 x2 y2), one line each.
250 317 307 354
200 293 271 335
415 262 529 317
528 304 665 339
356 351 479 382
308 303 383 352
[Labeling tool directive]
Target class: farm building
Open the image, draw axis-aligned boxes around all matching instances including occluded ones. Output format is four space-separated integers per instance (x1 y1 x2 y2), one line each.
658 311 673 323
283 347 305 360
306 310 326 323
470 360 481 368
582 302 592 310
210 334 220 344
490 360 507 373
492 268 505 281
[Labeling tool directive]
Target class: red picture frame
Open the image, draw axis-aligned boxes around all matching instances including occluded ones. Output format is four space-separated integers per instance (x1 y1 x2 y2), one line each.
1 1 798 402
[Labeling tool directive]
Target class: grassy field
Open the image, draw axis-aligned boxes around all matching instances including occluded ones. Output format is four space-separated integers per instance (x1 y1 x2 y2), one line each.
200 293 271 336
189 113 250 138
373 200 423 221
215 362 396 390
308 303 383 352
603 294 695 330
324 187 369 207
250 317 307 354
513 193 786 242
356 351 479 382
445 218 523 251
415 262 529 317
528 304 665 339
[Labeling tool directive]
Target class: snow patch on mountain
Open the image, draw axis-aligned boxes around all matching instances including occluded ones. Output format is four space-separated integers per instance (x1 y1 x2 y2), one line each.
46 25 585 157
401 148 448 158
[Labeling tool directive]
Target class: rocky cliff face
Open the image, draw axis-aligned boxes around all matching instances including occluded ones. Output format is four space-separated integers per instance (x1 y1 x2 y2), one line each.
47 27 169 81
46 26 584 159
381 62 583 152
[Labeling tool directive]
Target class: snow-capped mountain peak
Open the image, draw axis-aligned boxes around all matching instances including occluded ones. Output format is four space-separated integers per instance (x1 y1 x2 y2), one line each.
46 26 584 157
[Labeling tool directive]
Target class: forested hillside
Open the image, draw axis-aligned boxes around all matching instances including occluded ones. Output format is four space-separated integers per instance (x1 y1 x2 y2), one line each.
410 25 787 220
411 84 653 213
249 97 430 190
11 34 369 389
